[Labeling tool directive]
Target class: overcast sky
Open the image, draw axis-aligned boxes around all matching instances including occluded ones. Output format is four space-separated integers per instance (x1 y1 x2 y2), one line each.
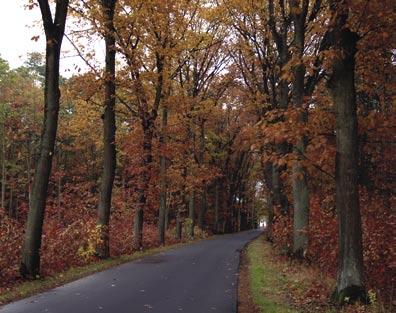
0 1 103 76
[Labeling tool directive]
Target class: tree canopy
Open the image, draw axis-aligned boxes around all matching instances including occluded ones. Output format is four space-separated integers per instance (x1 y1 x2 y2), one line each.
0 0 394 309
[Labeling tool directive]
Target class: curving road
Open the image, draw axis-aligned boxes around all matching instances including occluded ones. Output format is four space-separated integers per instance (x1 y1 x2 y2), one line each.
1 230 261 313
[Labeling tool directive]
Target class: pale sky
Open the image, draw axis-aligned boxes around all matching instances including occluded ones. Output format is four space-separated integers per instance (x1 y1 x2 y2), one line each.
0 1 104 76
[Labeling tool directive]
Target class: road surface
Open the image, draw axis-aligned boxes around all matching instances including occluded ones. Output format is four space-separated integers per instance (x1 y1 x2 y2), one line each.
1 230 261 313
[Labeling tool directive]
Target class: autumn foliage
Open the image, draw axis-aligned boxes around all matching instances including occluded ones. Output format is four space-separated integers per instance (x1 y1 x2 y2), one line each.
0 0 395 310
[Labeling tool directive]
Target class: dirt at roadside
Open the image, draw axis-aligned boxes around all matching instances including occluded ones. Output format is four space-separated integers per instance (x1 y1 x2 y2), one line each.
237 249 260 313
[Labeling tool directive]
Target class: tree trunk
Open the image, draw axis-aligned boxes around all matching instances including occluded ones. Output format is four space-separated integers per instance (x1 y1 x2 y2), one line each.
198 121 206 230
158 106 168 245
292 141 309 257
277 33 289 110
20 0 69 278
8 185 14 218
158 169 166 245
188 189 195 238
26 135 32 206
290 3 310 258
327 2 366 303
175 209 182 240
272 165 281 209
198 186 207 230
97 0 117 259
237 204 241 232
268 0 290 217
214 180 219 233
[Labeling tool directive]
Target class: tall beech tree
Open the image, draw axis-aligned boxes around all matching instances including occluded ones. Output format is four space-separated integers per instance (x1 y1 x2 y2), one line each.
288 0 326 257
327 0 366 304
97 0 117 259
288 0 310 258
113 1 166 250
20 0 69 278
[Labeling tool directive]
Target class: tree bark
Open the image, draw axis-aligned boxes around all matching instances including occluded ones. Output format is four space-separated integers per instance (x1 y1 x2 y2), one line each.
175 208 182 240
290 0 310 258
327 1 366 303
292 141 309 257
97 0 117 259
20 0 69 278
188 189 195 238
8 185 14 218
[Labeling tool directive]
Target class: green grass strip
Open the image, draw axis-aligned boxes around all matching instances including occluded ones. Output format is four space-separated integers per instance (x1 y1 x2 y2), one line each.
247 237 299 313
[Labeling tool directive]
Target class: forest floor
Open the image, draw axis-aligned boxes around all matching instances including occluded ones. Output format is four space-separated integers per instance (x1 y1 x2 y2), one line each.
238 235 390 313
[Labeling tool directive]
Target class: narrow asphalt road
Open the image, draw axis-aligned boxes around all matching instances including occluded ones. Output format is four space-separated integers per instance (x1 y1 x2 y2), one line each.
1 230 261 313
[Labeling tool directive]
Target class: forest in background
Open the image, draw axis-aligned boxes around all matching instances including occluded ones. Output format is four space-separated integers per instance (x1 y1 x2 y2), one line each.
0 0 394 310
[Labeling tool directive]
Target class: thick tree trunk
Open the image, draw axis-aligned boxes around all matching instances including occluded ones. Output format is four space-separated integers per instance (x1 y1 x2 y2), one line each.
268 0 290 217
20 0 69 278
97 0 117 259
327 3 366 303
279 79 289 110
290 4 310 258
158 105 168 245
272 165 281 209
188 189 195 238
292 140 309 257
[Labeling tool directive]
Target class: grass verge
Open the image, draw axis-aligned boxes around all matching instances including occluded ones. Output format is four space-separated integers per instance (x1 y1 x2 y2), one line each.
0 240 195 305
244 236 389 313
246 236 299 313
